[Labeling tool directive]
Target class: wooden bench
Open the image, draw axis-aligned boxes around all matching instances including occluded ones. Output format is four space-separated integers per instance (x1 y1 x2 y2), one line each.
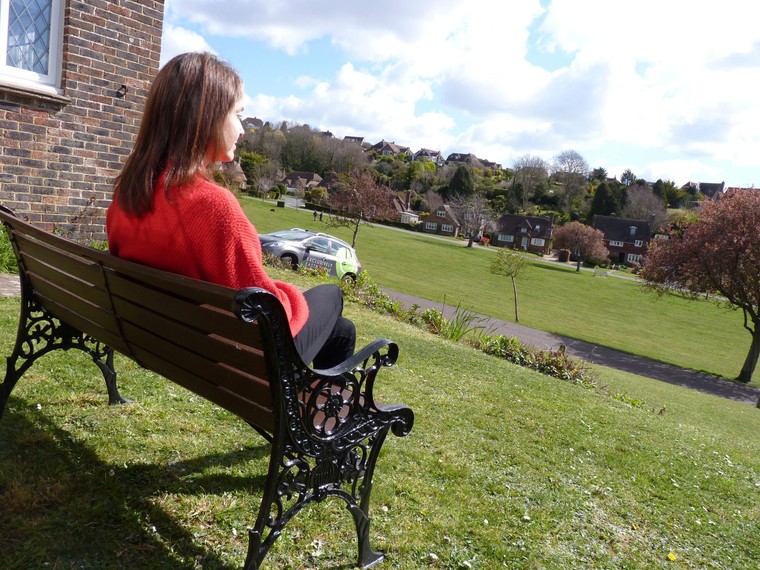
0 205 414 569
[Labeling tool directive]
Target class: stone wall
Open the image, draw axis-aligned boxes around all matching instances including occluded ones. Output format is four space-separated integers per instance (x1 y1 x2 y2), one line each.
0 0 164 241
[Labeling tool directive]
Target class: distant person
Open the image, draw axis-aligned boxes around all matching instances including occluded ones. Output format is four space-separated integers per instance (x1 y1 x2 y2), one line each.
106 52 355 368
313 210 318 221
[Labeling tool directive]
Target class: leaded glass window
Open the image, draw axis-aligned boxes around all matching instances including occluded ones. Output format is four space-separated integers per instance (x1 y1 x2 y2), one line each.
1 0 62 92
6 0 52 73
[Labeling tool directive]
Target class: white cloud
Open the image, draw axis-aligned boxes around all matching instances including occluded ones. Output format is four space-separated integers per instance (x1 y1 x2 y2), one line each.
162 0 760 185
160 24 216 66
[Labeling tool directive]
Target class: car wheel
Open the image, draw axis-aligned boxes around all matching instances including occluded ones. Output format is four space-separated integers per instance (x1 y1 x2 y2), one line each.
280 253 298 270
341 273 356 285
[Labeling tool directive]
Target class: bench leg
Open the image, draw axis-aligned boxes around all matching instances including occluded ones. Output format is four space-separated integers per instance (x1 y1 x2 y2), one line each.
82 341 129 406
0 289 128 420
349 503 384 568
350 427 389 569
242 426 392 570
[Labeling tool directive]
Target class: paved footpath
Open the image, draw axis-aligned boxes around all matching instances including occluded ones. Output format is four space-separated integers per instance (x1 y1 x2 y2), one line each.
382 288 760 407
1 272 757 405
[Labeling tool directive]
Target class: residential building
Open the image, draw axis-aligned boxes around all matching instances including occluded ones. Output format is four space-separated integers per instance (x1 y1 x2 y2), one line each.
0 0 164 239
392 193 419 225
421 204 460 237
414 148 444 166
593 215 652 266
371 140 412 158
446 152 481 166
281 171 323 191
219 161 247 190
242 117 264 132
681 181 725 201
492 214 554 255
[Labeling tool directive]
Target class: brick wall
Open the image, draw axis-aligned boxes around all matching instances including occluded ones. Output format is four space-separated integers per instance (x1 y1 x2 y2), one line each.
0 0 164 241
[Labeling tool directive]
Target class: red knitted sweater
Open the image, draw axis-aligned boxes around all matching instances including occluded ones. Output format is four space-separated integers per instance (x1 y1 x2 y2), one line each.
106 175 309 336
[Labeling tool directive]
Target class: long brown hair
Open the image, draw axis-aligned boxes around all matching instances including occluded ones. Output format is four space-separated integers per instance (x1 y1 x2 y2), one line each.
114 52 243 215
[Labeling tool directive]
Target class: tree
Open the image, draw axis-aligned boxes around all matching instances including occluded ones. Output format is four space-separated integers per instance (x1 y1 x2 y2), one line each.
621 184 668 231
589 180 621 217
512 155 549 208
444 165 474 200
552 221 608 271
590 166 608 182
449 193 497 247
551 150 590 216
641 189 760 386
490 249 531 321
621 169 637 187
238 150 277 197
324 168 397 247
652 178 684 208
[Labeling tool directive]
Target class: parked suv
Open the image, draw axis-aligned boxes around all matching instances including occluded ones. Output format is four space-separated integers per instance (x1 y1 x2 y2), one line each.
259 228 362 282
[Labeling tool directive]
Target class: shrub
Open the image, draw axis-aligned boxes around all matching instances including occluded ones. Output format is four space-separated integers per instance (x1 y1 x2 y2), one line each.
347 272 595 387
0 229 18 274
473 334 594 386
421 308 445 334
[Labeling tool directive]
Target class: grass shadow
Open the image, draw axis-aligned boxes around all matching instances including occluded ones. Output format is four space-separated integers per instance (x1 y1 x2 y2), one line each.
0 398 271 569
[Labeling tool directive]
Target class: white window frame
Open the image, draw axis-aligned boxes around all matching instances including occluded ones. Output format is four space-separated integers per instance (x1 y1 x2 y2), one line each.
530 238 545 247
498 233 514 243
626 253 641 264
0 0 64 95
425 221 437 230
634 239 644 247
441 224 454 233
609 240 624 247
436 210 446 218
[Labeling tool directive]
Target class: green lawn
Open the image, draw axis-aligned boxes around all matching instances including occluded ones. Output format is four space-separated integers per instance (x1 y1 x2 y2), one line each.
1 290 759 569
241 197 756 384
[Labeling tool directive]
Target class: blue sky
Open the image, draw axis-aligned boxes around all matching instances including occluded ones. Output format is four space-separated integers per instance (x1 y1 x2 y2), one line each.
161 0 760 188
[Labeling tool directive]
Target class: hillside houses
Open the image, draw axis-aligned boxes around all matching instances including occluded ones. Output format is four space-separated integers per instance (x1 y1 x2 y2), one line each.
682 181 725 201
492 214 554 255
281 171 323 191
414 148 445 166
371 140 413 157
422 205 461 237
593 215 652 266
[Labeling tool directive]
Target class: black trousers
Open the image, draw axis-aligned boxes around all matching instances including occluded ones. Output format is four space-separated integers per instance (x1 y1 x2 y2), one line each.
294 284 356 369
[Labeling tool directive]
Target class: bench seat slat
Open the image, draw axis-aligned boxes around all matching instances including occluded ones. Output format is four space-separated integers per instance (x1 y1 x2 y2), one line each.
127 342 275 432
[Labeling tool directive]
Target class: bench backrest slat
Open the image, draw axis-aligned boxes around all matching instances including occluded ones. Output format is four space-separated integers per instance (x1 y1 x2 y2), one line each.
1 208 276 433
119 319 273 416
105 272 263 346
124 341 275 432
28 285 129 354
111 296 268 377
14 234 110 305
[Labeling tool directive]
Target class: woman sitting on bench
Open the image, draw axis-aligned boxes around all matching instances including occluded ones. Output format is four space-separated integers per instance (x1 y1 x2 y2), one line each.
107 51 355 369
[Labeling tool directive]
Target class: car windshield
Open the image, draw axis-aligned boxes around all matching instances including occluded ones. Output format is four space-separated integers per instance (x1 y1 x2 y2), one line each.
268 230 314 241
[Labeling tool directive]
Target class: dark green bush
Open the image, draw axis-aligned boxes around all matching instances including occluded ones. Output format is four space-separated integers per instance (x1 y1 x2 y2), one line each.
0 230 18 274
